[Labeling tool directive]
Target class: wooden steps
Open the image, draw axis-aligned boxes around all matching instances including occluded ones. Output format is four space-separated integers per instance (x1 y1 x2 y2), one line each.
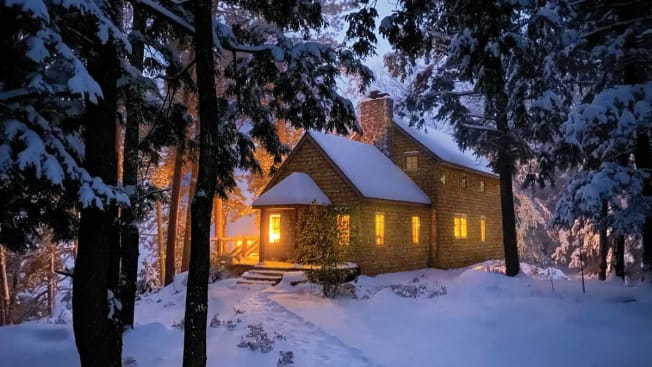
237 269 285 286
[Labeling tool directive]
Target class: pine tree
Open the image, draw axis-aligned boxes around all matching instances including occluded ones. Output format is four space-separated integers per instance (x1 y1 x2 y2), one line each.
548 0 652 278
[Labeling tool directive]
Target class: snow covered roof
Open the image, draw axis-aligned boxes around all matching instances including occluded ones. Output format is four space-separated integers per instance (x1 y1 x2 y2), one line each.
252 172 331 207
307 131 431 204
393 118 494 175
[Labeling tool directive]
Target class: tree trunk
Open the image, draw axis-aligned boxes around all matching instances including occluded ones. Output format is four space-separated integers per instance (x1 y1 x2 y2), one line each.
614 236 625 278
493 86 520 277
183 0 219 365
156 201 166 286
181 156 199 272
73 35 122 367
164 148 184 286
0 245 9 325
48 247 56 317
613 153 629 279
598 202 609 281
213 197 224 260
635 131 652 270
119 7 146 330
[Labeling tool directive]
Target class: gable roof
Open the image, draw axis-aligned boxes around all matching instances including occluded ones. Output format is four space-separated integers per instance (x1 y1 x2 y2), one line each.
307 131 431 204
252 172 331 207
393 117 494 175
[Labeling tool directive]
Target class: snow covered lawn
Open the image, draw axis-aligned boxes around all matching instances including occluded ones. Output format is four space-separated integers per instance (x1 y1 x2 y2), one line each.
1 263 651 367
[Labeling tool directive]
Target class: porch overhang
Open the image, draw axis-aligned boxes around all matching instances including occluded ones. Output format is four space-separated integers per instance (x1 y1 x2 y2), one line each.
252 172 331 209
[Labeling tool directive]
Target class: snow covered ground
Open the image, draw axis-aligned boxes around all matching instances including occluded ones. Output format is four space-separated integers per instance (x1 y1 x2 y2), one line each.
1 263 651 367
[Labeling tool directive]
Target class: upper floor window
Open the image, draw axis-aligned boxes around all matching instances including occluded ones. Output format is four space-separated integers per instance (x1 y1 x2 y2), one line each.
269 214 281 244
411 216 421 244
454 215 467 239
480 180 485 192
406 155 418 171
480 216 486 242
440 174 446 184
461 175 468 189
337 214 351 245
375 212 385 245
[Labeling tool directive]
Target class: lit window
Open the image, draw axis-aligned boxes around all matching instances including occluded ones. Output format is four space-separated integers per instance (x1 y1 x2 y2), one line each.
375 213 385 245
454 215 467 239
337 214 351 245
269 214 280 243
406 155 418 171
440 174 446 184
411 216 420 244
461 175 467 189
480 216 486 242
480 180 485 192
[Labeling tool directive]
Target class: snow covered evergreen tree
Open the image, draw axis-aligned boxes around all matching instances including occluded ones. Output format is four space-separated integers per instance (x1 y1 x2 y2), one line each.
546 0 652 279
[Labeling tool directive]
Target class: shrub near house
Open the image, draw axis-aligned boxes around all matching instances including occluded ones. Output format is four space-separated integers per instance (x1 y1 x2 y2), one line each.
252 94 503 275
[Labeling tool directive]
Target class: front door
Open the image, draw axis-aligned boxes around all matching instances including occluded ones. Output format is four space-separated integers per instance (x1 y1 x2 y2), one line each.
264 209 295 261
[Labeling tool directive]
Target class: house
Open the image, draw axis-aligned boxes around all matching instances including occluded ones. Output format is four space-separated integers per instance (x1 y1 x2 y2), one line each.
252 95 503 275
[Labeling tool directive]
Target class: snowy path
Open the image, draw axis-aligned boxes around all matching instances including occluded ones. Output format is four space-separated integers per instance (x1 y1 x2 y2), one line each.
234 291 381 367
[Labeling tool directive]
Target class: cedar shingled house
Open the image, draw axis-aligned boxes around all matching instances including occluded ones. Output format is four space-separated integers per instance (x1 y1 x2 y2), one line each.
252 95 504 275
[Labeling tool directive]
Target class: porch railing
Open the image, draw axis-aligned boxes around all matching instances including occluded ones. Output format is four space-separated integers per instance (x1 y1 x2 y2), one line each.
211 236 259 260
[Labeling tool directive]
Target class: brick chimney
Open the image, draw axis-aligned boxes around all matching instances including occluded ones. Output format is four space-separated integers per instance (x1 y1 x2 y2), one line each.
359 91 393 159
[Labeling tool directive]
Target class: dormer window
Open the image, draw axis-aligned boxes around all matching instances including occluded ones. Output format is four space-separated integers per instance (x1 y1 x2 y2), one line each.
406 155 418 171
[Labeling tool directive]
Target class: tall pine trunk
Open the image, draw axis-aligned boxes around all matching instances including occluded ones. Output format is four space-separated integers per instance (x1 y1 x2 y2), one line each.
0 245 9 325
598 201 609 281
182 156 199 272
73 33 122 367
614 154 629 279
164 148 184 285
119 7 146 329
48 247 56 317
213 197 224 260
183 0 219 365
156 201 166 286
493 81 520 277
614 236 625 278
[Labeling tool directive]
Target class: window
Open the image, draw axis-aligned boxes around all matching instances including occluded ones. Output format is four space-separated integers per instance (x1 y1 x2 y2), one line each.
337 214 351 245
375 213 385 245
406 155 418 171
411 216 421 244
480 180 485 192
454 215 468 239
269 214 280 243
440 174 446 184
461 175 468 189
480 216 486 242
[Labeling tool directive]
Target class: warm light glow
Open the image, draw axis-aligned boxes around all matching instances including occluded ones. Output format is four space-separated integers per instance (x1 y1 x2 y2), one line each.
454 215 467 239
269 214 280 244
236 240 243 247
375 213 385 245
480 217 486 242
412 216 420 244
337 214 351 245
